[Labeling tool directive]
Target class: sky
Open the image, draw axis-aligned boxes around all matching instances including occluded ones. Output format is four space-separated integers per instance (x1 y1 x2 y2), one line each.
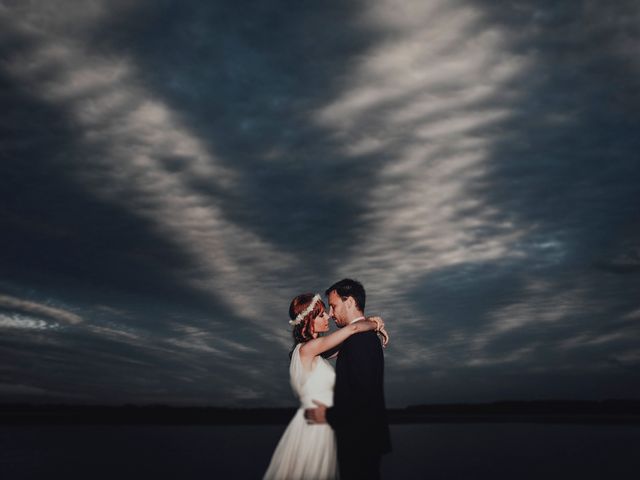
0 0 639 407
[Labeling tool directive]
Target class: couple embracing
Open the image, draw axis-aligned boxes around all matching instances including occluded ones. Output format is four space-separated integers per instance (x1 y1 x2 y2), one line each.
264 279 392 480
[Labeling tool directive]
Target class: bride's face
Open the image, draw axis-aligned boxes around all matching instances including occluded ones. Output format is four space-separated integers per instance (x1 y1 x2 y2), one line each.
312 310 330 333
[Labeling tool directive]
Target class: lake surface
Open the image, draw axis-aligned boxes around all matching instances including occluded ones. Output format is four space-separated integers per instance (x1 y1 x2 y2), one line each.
1 423 639 479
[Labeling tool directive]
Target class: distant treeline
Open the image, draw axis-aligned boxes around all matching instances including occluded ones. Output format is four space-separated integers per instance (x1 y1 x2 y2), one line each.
1 400 639 425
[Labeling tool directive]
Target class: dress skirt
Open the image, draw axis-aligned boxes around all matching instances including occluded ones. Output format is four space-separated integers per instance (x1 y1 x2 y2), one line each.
263 408 337 480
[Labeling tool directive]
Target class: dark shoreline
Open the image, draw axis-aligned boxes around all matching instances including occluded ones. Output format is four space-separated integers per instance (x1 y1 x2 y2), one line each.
1 400 639 425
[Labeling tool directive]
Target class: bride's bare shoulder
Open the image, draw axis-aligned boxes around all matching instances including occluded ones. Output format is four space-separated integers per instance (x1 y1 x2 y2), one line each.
299 341 320 368
298 339 316 358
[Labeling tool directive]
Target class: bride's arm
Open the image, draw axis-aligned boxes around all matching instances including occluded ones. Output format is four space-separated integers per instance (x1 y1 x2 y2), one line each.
300 319 379 359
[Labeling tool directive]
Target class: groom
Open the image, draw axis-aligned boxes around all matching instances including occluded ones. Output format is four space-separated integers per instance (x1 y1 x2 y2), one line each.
305 278 391 479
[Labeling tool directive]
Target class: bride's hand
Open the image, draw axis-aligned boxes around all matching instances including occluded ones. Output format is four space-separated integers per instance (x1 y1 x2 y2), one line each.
377 327 389 348
366 316 389 348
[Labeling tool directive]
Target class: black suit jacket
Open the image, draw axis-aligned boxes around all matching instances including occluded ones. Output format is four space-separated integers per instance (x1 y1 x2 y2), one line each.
326 330 391 455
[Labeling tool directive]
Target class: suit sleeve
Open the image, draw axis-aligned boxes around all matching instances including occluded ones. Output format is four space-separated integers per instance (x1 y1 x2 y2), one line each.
326 332 382 429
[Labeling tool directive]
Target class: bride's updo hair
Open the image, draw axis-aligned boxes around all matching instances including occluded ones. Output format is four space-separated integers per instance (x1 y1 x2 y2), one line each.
290 292 326 345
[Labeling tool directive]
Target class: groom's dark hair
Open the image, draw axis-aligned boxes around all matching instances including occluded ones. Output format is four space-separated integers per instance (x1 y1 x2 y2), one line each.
325 278 366 312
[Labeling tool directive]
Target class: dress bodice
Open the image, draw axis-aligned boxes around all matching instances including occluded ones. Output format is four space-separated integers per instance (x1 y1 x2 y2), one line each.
290 344 336 409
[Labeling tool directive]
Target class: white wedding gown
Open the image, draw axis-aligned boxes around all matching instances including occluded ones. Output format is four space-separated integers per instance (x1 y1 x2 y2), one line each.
264 343 337 480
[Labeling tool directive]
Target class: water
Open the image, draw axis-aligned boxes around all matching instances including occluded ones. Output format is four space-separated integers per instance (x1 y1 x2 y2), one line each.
1 423 639 479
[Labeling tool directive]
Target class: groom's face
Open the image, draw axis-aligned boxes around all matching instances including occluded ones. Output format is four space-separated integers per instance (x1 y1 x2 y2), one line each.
327 290 349 328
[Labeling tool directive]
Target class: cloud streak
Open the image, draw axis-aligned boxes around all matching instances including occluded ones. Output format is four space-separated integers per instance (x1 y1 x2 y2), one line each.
0 294 82 325
1 3 301 336
314 0 533 326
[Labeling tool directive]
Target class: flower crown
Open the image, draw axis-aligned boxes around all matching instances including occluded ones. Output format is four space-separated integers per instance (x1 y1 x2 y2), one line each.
289 294 322 326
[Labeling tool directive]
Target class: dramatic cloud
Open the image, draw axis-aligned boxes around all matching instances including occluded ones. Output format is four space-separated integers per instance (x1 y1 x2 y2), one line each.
0 0 638 406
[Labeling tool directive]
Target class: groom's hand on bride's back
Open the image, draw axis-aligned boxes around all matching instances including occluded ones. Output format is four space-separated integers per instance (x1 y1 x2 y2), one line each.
304 400 327 424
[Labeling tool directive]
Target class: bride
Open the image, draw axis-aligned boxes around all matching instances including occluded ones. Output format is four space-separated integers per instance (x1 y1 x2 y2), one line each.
263 292 388 480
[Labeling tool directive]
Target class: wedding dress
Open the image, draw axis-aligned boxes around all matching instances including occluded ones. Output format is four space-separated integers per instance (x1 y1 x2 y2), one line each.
264 343 337 480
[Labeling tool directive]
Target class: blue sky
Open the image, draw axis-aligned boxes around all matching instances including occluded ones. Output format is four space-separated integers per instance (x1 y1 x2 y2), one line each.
0 0 639 407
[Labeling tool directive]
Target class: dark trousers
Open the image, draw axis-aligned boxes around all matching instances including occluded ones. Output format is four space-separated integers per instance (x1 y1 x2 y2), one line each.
337 445 382 480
